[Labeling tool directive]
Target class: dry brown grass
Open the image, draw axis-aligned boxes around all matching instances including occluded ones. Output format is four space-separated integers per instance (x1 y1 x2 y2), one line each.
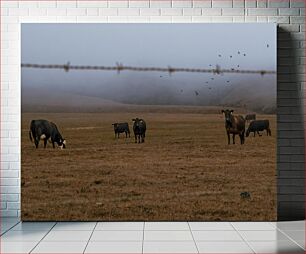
21 106 276 221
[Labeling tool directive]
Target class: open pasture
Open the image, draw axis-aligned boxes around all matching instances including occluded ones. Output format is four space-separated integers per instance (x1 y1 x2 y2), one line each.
21 107 276 221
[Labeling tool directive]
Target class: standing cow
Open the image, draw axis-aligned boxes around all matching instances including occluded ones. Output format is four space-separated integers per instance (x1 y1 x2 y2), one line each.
132 118 146 143
246 120 271 137
29 120 66 149
245 114 256 122
222 109 245 145
112 122 130 139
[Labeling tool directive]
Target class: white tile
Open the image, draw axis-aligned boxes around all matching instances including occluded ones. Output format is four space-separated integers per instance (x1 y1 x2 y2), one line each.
1 241 37 253
249 240 304 253
1 230 47 242
32 241 87 253
189 222 234 231
43 230 92 242
197 241 253 253
90 231 143 241
232 222 276 231
144 231 193 241
282 230 305 241
96 222 143 231
276 221 305 231
145 222 190 230
143 241 197 253
85 241 142 253
239 230 291 241
12 222 55 231
1 223 18 233
53 222 96 231
193 231 242 241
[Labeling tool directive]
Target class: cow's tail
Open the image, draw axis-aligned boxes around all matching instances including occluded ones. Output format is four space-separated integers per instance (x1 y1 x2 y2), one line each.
29 130 33 142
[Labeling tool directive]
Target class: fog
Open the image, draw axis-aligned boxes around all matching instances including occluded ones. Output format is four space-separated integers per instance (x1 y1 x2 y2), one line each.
22 24 277 113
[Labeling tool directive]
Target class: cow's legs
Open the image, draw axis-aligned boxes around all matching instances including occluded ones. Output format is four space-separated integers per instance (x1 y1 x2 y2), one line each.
257 131 262 136
227 132 230 145
232 134 235 144
34 138 39 148
142 134 145 143
43 139 47 148
51 139 55 148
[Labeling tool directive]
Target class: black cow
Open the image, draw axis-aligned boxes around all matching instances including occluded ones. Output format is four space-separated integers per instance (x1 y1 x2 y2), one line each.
245 114 256 122
132 118 146 143
29 120 66 149
112 122 130 139
246 120 271 137
222 109 245 145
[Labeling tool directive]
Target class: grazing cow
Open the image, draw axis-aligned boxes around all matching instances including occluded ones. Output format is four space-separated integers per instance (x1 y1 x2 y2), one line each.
221 109 245 145
246 120 271 137
245 114 256 122
112 122 130 139
29 120 66 149
132 118 146 143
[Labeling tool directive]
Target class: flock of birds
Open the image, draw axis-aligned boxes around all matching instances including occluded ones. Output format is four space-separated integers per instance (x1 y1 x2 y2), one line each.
158 44 270 98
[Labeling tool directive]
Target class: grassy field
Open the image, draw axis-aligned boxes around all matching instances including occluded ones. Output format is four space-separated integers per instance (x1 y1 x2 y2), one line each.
21 106 276 221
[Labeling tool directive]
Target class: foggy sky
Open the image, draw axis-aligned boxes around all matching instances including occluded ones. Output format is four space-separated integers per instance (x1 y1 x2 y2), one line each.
21 23 277 112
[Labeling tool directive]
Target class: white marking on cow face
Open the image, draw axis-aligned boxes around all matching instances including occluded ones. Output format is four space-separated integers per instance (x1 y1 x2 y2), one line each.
40 134 46 140
63 140 66 145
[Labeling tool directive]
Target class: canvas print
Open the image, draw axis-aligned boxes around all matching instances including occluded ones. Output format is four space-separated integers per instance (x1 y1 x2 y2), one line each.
21 24 277 221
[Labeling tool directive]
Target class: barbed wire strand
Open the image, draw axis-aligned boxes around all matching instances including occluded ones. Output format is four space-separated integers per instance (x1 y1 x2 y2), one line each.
21 63 276 76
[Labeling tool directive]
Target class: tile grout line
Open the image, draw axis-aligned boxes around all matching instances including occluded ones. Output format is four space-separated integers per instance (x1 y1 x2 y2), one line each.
83 222 98 254
276 227 305 251
29 221 57 254
187 222 200 254
230 222 256 254
0 220 21 236
141 221 145 254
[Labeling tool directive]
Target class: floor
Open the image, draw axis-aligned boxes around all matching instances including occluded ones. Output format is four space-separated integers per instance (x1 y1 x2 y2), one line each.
0 218 304 253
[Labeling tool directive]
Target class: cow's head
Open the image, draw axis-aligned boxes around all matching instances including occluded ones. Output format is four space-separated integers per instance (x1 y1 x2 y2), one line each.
132 118 141 130
112 123 118 129
57 138 66 149
222 109 234 126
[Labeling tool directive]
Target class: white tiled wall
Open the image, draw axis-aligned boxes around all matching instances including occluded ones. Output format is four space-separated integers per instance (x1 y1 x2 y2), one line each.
1 0 305 219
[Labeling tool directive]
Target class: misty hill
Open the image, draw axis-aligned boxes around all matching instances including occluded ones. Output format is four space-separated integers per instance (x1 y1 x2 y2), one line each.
22 73 276 114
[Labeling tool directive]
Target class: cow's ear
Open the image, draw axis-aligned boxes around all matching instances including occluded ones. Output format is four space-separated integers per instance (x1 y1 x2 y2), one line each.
132 119 136 121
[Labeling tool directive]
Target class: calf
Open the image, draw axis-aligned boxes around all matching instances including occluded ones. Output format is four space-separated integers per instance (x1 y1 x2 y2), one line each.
132 118 146 143
246 120 271 137
112 122 130 139
222 109 245 145
29 120 66 149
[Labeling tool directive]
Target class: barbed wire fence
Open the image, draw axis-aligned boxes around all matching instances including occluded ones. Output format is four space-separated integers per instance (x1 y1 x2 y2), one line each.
21 62 276 76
